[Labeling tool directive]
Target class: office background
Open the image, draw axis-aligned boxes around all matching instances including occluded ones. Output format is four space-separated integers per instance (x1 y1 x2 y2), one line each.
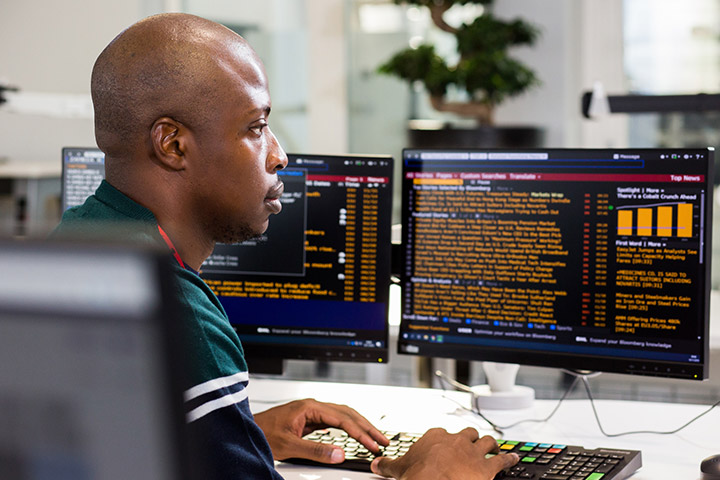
2 0 719 404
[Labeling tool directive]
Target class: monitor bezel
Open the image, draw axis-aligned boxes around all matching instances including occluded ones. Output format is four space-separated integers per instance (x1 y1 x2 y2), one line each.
397 147 713 381
58 148 395 370
0 239 197 479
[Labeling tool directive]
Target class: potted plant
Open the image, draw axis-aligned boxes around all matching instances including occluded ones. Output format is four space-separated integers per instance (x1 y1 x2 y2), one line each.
378 0 544 148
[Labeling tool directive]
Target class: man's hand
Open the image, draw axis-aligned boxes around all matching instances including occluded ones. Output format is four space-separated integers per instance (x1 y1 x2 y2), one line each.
370 427 518 480
253 398 389 464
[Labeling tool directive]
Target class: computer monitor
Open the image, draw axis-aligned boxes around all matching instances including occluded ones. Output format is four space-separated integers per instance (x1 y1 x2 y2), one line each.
59 148 394 371
399 148 713 381
0 240 192 480
200 154 394 370
61 147 105 212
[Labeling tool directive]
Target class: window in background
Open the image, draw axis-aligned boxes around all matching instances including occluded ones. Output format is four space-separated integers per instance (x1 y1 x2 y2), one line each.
183 0 310 154
346 1 409 223
345 1 491 223
624 0 720 150
623 0 720 287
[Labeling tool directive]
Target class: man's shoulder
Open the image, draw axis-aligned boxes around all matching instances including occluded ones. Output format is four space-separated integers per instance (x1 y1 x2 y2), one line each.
172 266 226 317
55 195 119 226
171 265 249 381
51 185 160 244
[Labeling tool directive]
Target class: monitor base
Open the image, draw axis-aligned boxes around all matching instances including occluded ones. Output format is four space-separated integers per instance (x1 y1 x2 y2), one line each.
434 363 536 410
471 362 535 410
470 384 535 410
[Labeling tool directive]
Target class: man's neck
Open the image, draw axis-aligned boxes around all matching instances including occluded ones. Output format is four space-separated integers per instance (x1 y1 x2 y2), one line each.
156 219 215 272
105 175 214 272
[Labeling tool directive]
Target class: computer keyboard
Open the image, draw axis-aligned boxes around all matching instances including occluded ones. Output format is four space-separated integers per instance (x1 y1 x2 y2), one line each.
282 428 643 480
491 439 642 479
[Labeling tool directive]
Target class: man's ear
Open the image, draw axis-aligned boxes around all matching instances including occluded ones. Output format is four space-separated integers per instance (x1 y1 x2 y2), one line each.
150 117 189 171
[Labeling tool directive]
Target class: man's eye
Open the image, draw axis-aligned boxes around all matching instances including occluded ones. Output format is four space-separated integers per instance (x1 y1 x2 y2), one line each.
250 124 267 136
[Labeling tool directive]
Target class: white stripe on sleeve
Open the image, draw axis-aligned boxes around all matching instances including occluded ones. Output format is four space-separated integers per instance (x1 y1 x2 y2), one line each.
183 371 249 402
186 389 250 423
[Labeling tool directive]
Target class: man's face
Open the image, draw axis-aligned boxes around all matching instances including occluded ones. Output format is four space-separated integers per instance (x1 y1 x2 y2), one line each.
188 47 288 244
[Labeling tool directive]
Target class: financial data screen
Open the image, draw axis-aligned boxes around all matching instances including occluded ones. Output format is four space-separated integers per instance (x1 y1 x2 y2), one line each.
399 148 712 379
58 148 392 364
62 147 105 211
201 154 393 363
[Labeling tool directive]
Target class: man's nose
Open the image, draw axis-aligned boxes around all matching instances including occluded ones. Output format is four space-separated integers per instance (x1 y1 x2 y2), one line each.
267 128 288 173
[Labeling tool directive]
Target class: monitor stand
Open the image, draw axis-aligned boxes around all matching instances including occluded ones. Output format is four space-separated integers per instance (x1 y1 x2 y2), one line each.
470 362 535 410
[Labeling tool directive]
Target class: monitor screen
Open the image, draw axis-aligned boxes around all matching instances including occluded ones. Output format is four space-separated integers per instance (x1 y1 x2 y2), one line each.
200 154 393 365
399 148 713 380
0 240 191 480
61 147 105 212
59 149 394 367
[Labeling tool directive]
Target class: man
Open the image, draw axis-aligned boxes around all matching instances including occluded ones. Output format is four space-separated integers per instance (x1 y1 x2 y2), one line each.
54 13 518 479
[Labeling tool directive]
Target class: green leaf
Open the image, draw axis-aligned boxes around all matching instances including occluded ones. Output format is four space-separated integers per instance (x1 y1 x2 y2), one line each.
378 45 454 96
377 0 541 113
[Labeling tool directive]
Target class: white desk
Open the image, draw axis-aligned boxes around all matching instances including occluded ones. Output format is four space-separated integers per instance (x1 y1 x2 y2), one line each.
248 378 719 480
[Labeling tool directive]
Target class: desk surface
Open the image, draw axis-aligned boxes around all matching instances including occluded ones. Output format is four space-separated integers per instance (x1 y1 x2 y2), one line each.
249 378 719 480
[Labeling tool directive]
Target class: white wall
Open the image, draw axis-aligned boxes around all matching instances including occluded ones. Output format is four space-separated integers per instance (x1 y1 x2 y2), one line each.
577 0 628 147
492 0 577 147
183 0 315 154
0 1 164 164
493 0 627 148
0 0 323 166
0 0 630 166
306 0 348 154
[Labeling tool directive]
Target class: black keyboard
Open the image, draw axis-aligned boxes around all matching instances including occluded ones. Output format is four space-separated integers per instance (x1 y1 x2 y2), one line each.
492 439 642 479
282 428 643 480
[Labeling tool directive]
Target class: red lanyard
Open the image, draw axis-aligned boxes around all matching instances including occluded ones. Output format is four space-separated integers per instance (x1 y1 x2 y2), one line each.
157 225 186 269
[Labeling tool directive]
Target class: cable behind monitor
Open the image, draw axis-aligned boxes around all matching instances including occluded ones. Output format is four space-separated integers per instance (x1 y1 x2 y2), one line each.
436 369 720 438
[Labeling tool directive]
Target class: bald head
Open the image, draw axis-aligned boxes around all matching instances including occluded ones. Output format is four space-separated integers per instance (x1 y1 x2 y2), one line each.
91 13 261 159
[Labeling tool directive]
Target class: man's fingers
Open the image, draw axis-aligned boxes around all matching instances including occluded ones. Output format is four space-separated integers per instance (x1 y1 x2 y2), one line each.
370 430 517 479
330 405 390 449
300 400 389 451
336 424 384 453
458 426 480 442
371 456 398 478
474 434 501 453
284 437 346 464
489 452 520 470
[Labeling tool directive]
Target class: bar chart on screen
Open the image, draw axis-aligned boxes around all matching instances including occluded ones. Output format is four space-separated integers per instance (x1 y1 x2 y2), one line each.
615 201 696 238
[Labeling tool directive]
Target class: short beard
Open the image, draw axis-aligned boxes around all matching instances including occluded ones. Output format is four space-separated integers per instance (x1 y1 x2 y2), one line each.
207 220 260 245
